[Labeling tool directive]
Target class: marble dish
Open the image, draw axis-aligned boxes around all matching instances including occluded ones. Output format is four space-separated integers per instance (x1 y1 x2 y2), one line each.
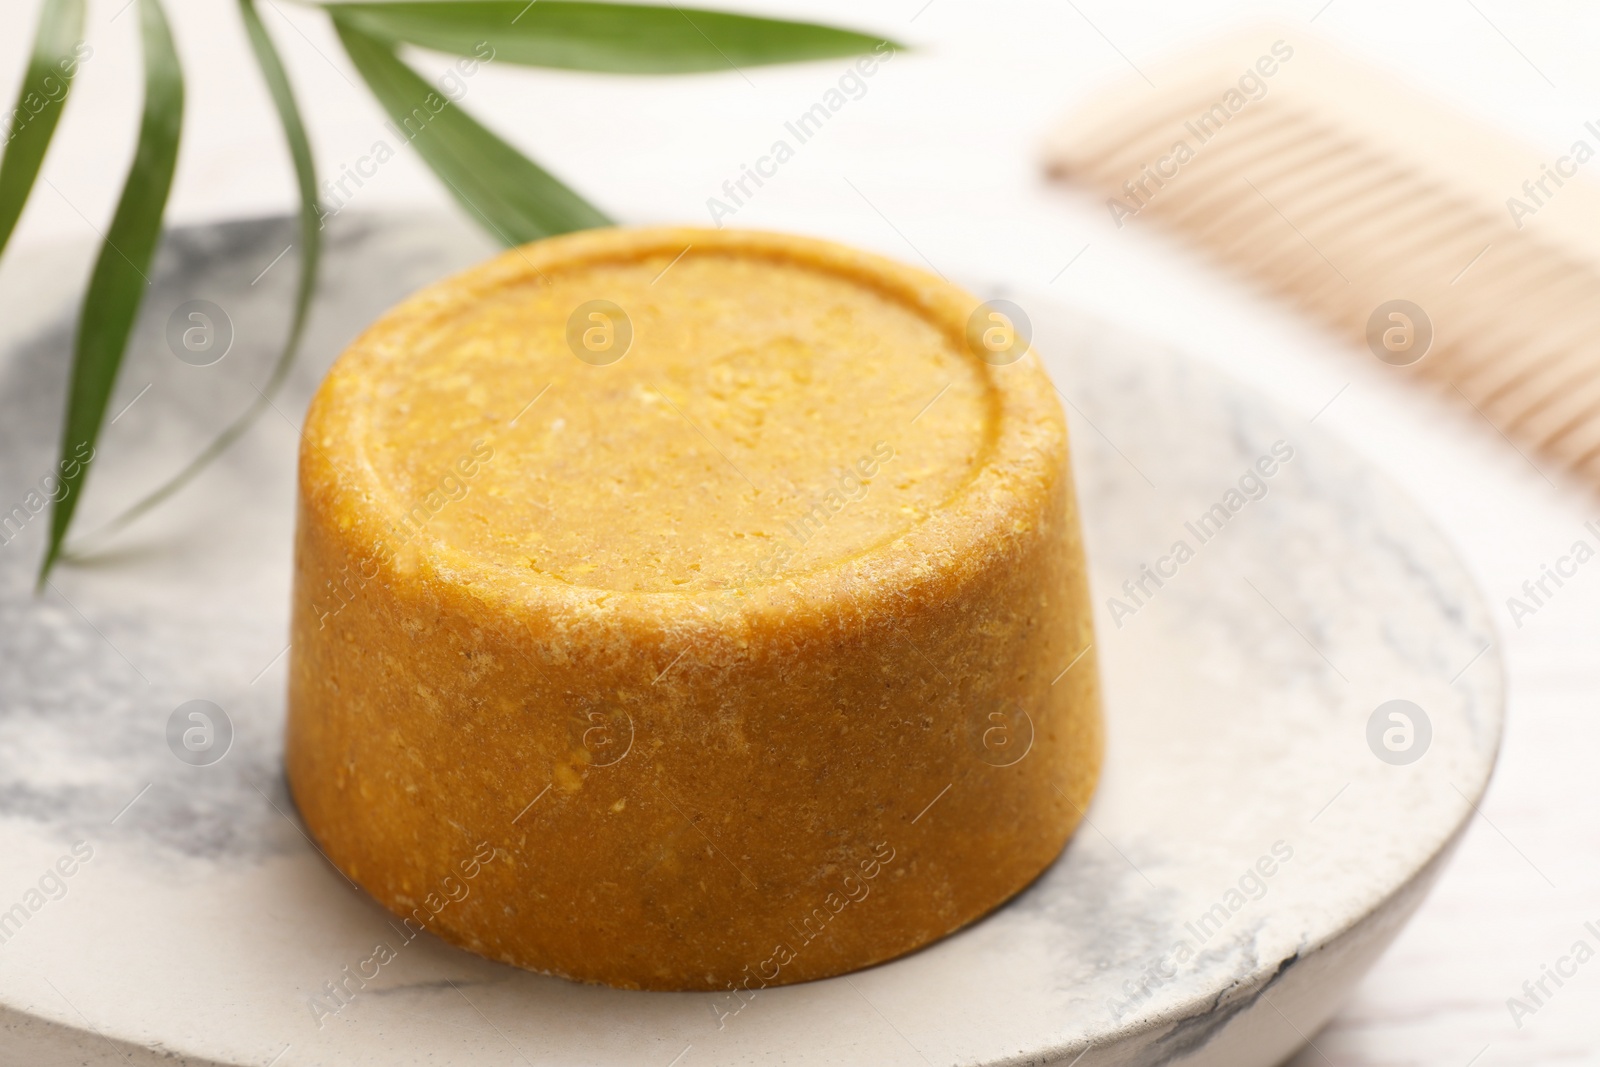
0 215 1502 1066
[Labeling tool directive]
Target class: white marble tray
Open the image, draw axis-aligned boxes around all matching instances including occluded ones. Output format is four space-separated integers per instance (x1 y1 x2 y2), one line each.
0 215 1502 1066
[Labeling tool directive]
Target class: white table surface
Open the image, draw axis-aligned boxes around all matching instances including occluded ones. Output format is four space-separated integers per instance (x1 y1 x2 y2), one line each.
2 1 1597 1063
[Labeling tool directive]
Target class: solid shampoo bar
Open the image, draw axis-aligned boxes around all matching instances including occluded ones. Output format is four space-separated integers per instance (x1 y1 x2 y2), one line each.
286 226 1101 991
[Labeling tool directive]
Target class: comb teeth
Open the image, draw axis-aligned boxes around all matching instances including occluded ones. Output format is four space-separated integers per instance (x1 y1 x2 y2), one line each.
1045 33 1600 488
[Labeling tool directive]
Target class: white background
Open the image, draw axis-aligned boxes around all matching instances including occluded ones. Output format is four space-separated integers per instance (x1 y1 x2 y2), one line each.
3 0 1598 1062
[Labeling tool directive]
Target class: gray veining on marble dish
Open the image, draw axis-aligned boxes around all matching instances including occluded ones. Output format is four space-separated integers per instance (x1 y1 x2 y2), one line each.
0 214 1501 1067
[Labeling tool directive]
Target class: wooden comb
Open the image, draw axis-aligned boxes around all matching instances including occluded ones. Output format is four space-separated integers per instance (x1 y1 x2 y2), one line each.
1044 30 1600 487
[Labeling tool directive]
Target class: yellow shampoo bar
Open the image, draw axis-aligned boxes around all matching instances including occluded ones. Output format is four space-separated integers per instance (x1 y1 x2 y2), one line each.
286 227 1101 990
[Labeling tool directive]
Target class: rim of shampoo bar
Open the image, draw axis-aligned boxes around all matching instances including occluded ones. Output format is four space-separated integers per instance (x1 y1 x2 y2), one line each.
287 226 1102 991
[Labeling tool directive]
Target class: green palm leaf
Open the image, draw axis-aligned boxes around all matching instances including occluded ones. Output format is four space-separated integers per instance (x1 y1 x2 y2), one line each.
40 0 183 583
0 0 87 261
322 1 897 74
75 0 323 548
333 17 610 244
